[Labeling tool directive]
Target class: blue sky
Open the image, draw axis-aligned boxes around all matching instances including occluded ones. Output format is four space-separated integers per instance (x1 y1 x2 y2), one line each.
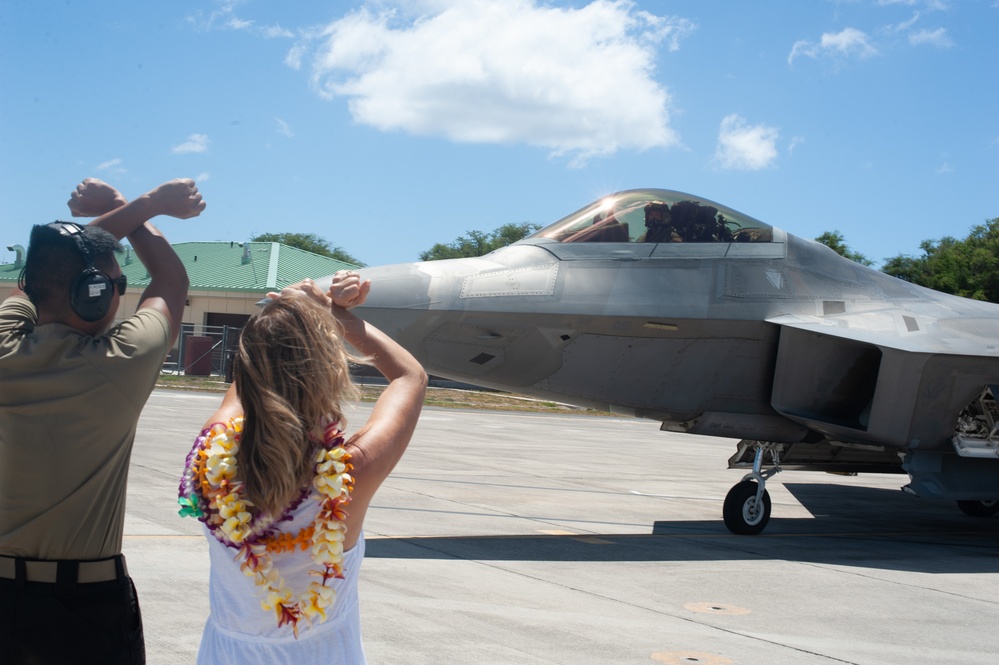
1 0 996 268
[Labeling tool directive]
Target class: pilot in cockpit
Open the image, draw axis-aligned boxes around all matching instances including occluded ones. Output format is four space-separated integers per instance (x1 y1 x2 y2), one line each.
640 202 679 243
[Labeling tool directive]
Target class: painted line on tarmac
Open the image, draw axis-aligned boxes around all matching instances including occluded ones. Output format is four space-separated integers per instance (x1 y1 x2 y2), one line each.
150 391 222 400
362 528 994 540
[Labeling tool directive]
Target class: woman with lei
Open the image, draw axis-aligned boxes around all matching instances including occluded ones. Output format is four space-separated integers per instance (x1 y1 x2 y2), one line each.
179 273 426 664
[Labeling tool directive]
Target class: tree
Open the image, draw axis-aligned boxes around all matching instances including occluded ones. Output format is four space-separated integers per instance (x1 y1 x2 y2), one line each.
881 218 999 302
250 232 364 266
419 222 541 261
814 230 873 266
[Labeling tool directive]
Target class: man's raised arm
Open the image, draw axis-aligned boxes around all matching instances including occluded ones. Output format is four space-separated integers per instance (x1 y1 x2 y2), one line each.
68 177 205 342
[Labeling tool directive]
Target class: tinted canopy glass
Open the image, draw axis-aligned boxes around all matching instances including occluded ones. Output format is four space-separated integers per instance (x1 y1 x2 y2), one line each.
530 189 772 244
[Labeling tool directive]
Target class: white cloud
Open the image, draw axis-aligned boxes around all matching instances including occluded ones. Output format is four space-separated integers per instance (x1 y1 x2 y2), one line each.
189 0 293 38
934 153 954 174
714 114 779 171
884 9 956 50
788 135 805 156
285 42 307 70
196 172 211 183
229 17 253 30
909 27 953 48
171 134 210 154
877 0 950 8
889 12 922 33
189 0 247 32
96 157 126 174
788 27 879 65
275 118 294 138
294 0 695 165
262 25 294 39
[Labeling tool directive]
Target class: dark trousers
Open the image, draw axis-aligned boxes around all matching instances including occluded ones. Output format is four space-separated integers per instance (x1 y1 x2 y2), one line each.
0 556 144 665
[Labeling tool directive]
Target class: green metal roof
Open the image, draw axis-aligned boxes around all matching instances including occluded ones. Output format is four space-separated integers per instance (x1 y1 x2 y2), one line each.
0 241 360 292
0 262 22 284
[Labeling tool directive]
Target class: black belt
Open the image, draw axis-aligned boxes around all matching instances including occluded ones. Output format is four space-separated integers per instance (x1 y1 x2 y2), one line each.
0 554 127 584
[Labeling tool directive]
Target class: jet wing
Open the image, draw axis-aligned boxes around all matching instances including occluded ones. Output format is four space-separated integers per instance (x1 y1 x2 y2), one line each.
767 312 999 357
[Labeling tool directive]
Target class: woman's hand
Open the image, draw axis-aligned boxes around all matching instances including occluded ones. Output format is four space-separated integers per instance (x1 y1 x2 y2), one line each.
265 278 331 307
329 271 370 310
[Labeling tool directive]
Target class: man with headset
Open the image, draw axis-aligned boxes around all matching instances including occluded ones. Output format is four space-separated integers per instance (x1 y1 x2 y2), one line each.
0 177 205 664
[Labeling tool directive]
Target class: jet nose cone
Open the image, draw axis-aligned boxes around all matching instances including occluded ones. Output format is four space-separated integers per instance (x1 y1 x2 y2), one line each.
314 256 495 357
315 262 437 344
312 262 433 314
356 263 434 312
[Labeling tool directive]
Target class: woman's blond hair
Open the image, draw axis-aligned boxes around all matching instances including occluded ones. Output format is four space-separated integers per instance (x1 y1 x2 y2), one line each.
233 293 362 517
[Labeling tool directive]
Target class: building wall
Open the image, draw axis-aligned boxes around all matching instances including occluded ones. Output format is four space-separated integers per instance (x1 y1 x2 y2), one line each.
0 285 266 332
176 288 267 331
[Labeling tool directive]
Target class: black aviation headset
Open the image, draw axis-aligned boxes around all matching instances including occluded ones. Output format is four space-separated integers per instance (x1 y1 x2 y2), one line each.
20 222 125 323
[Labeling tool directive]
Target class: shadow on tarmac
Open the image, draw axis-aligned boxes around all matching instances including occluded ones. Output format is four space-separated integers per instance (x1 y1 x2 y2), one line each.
366 483 999 574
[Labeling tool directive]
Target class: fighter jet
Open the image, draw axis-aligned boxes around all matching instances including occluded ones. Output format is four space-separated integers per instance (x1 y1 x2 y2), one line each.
322 188 999 535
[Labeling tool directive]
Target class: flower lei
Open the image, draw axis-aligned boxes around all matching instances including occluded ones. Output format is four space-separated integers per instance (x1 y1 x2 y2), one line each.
178 416 353 636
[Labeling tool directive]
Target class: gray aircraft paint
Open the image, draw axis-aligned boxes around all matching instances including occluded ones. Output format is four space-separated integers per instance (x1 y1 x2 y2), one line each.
316 189 999 533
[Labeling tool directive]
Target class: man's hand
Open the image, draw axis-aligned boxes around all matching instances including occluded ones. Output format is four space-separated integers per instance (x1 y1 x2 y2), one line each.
67 178 127 218
144 179 206 219
329 271 370 310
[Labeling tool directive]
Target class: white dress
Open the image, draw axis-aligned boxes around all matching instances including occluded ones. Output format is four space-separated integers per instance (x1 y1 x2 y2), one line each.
196 496 367 665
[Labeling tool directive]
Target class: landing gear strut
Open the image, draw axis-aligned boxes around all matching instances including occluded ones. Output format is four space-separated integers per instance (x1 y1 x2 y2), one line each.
723 443 781 535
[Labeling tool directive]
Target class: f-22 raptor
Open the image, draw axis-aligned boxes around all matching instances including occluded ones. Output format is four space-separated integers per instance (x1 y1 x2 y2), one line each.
327 188 999 534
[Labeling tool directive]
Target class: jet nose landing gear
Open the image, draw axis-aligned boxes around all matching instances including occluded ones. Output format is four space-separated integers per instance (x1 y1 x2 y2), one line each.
723 480 771 535
956 499 999 518
723 443 782 535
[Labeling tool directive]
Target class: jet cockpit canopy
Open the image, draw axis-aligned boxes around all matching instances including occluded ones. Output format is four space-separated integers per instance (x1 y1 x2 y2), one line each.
529 189 773 244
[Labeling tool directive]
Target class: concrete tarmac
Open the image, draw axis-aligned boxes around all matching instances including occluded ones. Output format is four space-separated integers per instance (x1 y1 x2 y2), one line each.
128 390 999 665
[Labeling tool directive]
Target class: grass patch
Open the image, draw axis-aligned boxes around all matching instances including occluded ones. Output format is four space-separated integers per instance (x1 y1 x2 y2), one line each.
157 374 230 392
158 373 610 415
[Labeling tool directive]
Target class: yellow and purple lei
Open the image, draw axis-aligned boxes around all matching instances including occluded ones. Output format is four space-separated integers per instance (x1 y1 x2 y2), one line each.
179 417 353 636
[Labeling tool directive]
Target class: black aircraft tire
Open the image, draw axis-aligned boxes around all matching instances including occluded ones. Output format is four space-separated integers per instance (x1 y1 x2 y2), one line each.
956 499 999 518
723 480 772 535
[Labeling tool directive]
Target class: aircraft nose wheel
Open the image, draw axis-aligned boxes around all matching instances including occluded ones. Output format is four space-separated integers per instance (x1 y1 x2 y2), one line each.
956 499 999 517
723 443 781 535
723 480 772 535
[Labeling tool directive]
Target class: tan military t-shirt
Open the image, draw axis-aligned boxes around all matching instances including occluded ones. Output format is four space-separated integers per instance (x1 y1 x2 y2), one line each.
0 295 171 560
